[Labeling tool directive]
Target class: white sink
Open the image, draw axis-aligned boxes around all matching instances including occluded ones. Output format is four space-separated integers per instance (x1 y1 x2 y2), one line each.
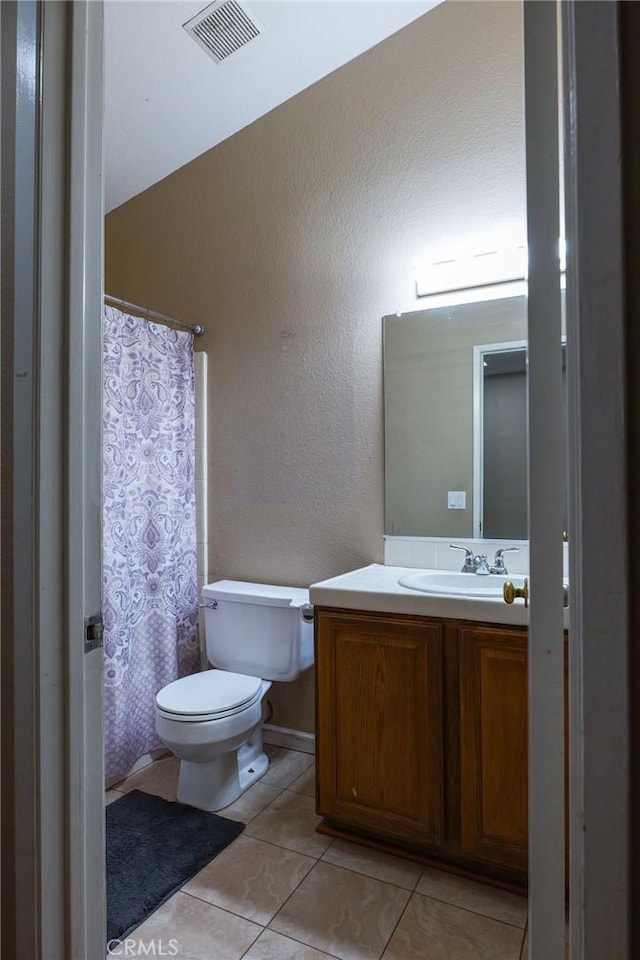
398 570 526 598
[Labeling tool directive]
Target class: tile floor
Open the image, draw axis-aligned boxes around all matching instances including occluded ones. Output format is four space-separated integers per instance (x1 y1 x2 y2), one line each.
107 746 529 960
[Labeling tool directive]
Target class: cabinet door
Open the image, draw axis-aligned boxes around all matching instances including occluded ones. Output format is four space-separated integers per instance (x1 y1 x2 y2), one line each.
459 625 528 874
316 611 444 848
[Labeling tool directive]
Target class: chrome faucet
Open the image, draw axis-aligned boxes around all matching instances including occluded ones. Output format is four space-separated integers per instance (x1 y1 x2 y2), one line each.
450 544 519 575
490 547 519 575
449 544 477 573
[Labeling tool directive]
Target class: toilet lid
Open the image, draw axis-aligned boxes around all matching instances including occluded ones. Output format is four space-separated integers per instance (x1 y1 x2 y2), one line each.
156 669 263 718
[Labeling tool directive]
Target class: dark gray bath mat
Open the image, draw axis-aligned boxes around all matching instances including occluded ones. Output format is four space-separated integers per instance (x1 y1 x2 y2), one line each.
106 788 244 944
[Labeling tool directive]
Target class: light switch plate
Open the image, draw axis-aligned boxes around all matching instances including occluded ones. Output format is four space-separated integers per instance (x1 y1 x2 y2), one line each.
447 490 466 510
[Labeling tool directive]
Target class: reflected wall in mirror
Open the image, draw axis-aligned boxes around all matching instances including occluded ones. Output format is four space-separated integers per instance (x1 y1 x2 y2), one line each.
474 341 527 539
383 295 527 538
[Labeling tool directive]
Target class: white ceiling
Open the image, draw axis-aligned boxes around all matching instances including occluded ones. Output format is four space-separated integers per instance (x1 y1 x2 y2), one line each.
104 0 441 212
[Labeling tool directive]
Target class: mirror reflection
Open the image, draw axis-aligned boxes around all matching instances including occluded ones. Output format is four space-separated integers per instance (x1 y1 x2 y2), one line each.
475 341 527 539
383 295 528 539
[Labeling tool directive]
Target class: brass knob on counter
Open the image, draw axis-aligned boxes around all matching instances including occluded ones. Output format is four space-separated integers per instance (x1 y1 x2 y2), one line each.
503 578 529 608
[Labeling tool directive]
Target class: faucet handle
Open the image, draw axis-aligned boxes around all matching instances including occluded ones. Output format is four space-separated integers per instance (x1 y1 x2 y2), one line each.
492 546 519 574
450 544 475 572
494 546 519 558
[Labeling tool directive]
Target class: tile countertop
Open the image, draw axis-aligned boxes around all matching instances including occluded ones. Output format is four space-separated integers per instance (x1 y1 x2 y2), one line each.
310 564 569 629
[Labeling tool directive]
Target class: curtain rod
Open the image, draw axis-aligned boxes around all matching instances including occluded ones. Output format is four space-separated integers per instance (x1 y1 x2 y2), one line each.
104 294 205 338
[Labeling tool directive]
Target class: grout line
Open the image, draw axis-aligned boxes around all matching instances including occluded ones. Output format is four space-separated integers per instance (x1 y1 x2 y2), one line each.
519 916 529 960
265 928 344 960
261 761 315 791
412 889 528 931
286 785 315 799
265 860 330 946
237 927 265 960
249 794 319 818
519 930 527 960
178 889 267 932
318 849 423 895
378 887 414 958
178 859 318 943
225 832 318 864
221 786 287 823
261 777 310 792
239 832 326 862
243 798 432 894
251 926 344 960
267 785 315 804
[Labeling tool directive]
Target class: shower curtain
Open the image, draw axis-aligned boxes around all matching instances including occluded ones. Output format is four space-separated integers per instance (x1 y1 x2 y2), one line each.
103 305 200 781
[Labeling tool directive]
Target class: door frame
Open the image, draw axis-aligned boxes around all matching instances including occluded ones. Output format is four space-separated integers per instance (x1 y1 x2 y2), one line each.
1 2 105 957
562 2 630 956
523 5 566 955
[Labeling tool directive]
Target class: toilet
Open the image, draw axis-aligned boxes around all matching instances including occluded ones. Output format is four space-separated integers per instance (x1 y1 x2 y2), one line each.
155 580 314 812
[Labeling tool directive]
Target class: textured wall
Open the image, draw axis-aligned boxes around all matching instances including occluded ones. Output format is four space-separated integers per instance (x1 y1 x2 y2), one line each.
105 0 524 732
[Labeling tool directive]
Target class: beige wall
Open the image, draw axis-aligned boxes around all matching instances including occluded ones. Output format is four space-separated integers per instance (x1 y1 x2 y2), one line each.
105 0 524 732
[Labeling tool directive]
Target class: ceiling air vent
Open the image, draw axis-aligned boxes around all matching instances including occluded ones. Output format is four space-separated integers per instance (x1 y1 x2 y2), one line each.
183 0 262 65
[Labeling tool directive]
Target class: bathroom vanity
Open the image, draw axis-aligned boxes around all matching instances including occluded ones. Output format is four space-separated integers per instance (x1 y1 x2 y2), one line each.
310 564 567 891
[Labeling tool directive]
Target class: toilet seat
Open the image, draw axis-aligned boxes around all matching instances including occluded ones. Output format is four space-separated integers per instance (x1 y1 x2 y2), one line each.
156 669 264 723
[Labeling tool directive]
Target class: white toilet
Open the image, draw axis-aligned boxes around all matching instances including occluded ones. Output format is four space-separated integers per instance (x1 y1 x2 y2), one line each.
155 580 314 812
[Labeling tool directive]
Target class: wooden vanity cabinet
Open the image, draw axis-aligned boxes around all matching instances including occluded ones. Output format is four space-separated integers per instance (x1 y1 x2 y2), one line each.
315 607 533 887
458 625 528 875
315 610 445 848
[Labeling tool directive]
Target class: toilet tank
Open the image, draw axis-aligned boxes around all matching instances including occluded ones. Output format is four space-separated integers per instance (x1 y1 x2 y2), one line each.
201 580 314 682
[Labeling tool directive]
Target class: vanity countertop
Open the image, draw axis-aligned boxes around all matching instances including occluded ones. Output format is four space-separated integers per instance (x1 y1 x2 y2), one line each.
310 563 556 627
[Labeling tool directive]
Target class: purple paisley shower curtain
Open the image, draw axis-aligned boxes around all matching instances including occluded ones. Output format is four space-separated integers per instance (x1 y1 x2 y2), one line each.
103 305 200 781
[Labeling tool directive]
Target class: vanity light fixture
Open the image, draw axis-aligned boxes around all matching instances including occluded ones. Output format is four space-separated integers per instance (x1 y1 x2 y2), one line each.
416 243 527 298
414 237 566 309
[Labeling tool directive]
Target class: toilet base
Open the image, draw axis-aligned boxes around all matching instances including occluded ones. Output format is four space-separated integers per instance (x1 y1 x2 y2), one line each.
176 726 269 812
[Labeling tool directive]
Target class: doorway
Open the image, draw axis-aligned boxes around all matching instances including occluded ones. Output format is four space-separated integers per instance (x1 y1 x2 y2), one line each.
0 2 630 958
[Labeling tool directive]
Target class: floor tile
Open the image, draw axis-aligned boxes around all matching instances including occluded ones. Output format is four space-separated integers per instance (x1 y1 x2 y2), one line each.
519 922 570 959
287 765 316 798
243 929 337 960
270 860 410 960
262 747 315 789
416 867 527 928
129 890 261 960
105 789 124 805
118 755 180 802
322 839 422 892
382 893 524 960
219 781 283 823
245 790 332 858
183 835 315 926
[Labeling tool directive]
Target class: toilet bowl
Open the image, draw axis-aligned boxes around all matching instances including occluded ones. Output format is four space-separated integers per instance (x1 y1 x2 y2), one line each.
156 669 272 810
155 580 313 812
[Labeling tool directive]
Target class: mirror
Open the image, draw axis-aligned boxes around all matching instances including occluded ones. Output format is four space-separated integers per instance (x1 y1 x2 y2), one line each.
383 294 528 538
